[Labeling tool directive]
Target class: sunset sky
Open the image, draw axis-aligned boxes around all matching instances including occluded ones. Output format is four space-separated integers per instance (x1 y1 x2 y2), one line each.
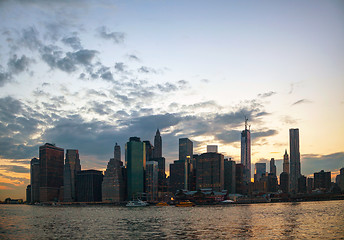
0 0 343 200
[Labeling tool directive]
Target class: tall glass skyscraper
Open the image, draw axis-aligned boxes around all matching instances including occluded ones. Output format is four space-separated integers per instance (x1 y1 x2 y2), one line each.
126 137 146 200
289 128 301 193
241 119 251 184
179 138 193 161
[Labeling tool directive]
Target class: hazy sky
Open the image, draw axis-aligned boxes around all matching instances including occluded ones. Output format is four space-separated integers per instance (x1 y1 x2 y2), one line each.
0 0 343 200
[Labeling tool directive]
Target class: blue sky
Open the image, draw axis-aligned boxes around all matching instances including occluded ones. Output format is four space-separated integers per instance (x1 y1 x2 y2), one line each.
0 0 343 200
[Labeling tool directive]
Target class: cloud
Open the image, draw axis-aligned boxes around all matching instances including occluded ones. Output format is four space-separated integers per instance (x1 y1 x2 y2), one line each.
0 70 12 87
252 129 278 138
114 62 126 72
0 165 30 173
7 54 32 74
301 152 344 179
128 54 140 61
292 99 312 106
258 91 276 98
97 26 125 44
62 35 82 50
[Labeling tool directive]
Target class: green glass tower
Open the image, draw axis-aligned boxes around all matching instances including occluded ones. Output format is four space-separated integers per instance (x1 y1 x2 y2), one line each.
125 137 146 200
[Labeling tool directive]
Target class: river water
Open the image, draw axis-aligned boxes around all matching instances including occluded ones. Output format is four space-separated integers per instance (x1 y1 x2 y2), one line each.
1 200 343 239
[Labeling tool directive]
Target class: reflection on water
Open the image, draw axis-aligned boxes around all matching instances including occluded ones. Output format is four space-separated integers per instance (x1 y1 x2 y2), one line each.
1 200 343 239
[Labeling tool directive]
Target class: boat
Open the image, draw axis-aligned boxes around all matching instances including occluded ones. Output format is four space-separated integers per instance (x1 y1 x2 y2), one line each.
126 199 149 207
176 200 195 207
220 199 235 204
156 202 169 206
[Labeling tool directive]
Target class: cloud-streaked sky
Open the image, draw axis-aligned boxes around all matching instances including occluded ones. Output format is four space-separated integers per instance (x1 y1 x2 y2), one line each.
1 0 343 200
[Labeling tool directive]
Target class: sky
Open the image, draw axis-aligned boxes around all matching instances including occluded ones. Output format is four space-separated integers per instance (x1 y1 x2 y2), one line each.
0 0 343 201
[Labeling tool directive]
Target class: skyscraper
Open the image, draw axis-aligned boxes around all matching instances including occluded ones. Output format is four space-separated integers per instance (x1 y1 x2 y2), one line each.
196 152 224 191
241 118 251 184
102 143 125 202
270 158 276 176
126 137 146 200
63 149 81 202
39 143 64 202
254 163 266 182
283 149 289 174
289 128 301 193
153 129 162 158
76 170 103 202
145 161 159 201
30 157 40 203
143 140 153 161
224 159 236 194
179 138 193 161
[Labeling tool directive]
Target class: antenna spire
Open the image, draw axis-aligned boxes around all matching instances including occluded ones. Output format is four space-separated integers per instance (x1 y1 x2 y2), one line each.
245 116 248 131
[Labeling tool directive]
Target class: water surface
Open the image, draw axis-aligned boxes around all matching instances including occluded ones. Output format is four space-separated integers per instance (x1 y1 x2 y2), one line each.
1 200 343 239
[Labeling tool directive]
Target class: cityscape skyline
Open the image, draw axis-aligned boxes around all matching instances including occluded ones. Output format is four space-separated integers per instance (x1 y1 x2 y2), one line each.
0 0 343 201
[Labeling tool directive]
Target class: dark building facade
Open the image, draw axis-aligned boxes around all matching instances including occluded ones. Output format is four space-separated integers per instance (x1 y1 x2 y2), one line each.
267 173 278 192
196 152 224 191
289 128 301 193
169 160 185 194
126 137 146 200
254 163 266 182
39 143 64 202
145 161 159 201
235 164 245 194
314 170 331 191
143 140 154 162
280 172 289 193
63 149 81 202
26 185 31 203
241 119 251 184
153 129 162 158
298 175 307 193
30 157 40 203
224 159 236 194
270 158 276 176
102 143 126 202
179 138 193 161
76 170 103 202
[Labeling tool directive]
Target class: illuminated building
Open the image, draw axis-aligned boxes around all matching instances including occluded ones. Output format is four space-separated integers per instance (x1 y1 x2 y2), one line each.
196 152 224 191
39 143 64 202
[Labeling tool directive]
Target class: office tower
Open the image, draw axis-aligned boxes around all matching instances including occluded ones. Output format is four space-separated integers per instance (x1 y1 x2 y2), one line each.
126 137 146 200
76 170 103 202
102 143 125 202
145 161 159 201
63 149 81 202
30 157 40 203
143 140 154 161
169 160 186 193
254 163 266 182
207 145 218 153
307 177 314 193
267 173 278 192
289 128 301 193
314 170 331 191
270 158 276 176
39 143 64 202
235 164 245 194
153 129 162 158
196 152 224 191
224 159 236 194
153 157 166 193
241 118 251 184
26 185 31 203
280 172 289 193
297 175 307 193
179 138 193 161
283 149 289 174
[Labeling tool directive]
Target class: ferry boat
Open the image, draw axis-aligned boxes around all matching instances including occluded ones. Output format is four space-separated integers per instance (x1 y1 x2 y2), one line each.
175 200 195 207
156 202 169 206
126 199 149 207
